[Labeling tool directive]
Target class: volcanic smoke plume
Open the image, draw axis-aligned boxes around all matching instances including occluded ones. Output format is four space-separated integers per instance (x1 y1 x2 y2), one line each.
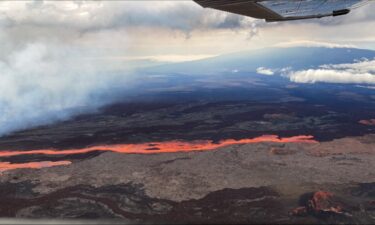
0 42 133 137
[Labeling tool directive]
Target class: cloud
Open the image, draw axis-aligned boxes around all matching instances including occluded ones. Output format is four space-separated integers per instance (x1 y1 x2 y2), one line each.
356 85 375 90
0 1 262 60
0 1 260 33
257 67 274 75
324 58 375 73
289 69 375 84
288 59 375 84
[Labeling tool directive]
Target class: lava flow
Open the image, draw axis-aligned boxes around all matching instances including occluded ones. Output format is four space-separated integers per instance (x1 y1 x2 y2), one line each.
0 135 317 172
359 119 375 126
0 161 72 173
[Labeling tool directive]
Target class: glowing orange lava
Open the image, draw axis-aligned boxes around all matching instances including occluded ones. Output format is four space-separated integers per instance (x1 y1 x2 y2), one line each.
359 119 375 126
0 161 72 172
0 135 316 158
0 135 317 172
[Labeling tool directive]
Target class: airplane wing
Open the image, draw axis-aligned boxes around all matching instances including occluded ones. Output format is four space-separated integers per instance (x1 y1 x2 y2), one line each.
194 0 368 22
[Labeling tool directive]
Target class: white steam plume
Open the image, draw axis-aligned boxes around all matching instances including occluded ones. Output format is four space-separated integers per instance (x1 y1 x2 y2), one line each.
0 42 131 136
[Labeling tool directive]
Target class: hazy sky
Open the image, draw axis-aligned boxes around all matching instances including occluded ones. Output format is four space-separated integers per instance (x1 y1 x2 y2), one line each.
1 1 375 63
1 1 375 136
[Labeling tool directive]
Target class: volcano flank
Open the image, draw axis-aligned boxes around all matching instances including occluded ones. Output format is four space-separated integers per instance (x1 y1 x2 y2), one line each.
1 47 375 224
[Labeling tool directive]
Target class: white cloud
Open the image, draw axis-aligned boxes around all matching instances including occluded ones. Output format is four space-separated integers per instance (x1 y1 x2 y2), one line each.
324 58 375 73
288 59 375 84
0 1 259 33
289 69 375 84
256 67 274 75
356 85 375 89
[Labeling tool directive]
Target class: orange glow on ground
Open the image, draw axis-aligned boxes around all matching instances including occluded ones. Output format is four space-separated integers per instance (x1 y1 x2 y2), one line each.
0 135 317 157
359 119 375 126
0 135 317 172
0 161 72 172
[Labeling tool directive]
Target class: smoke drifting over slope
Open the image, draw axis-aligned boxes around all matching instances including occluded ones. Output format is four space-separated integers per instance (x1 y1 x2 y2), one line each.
0 41 132 136
1 1 375 137
0 1 263 137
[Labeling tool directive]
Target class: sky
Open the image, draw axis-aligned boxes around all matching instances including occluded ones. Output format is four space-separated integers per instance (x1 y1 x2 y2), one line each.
1 0 375 136
2 1 375 63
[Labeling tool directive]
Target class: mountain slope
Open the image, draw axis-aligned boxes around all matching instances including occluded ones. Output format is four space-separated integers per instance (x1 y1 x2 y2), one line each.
144 47 375 75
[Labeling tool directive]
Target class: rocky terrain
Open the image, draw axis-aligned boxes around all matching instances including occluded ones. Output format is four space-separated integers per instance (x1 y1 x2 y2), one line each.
0 77 375 224
0 134 374 224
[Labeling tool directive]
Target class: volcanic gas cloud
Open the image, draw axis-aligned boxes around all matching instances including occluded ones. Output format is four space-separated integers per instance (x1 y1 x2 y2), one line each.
0 135 317 172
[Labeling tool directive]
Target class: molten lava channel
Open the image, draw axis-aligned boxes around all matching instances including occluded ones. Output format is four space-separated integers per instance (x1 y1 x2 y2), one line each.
0 135 317 172
0 161 72 172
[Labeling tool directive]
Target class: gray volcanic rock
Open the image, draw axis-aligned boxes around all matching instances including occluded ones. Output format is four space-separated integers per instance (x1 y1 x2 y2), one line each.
1 135 375 223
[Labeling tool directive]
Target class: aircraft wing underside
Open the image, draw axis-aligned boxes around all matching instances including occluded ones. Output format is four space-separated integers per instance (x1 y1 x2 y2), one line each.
194 0 369 22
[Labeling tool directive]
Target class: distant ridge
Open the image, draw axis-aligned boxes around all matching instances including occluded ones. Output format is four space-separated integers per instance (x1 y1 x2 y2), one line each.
144 47 375 75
